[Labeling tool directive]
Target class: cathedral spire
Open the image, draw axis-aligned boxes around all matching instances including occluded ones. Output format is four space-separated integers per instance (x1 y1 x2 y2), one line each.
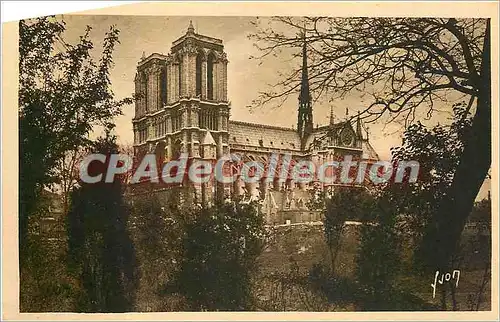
329 106 335 126
297 27 313 147
187 20 195 34
356 115 363 140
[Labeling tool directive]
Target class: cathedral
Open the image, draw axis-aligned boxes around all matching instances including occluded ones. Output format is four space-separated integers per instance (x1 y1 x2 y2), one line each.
131 22 379 224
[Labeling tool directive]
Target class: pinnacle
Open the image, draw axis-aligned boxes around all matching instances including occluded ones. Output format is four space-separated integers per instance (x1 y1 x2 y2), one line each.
202 130 216 146
188 20 195 33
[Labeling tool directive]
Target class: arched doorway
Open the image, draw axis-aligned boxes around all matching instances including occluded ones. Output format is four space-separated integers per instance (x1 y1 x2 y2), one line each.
154 141 167 169
171 139 182 160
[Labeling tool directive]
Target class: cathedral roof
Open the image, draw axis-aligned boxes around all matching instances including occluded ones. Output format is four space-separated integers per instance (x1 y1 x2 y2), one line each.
137 53 168 67
171 22 224 52
360 140 380 160
304 123 347 149
228 120 301 151
202 130 217 146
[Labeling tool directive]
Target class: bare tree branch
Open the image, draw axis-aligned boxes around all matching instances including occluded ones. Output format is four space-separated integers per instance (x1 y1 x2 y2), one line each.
249 17 487 124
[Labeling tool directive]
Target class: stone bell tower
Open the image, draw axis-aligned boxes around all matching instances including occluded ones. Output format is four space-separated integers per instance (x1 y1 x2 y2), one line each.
163 21 231 203
132 22 230 202
162 21 230 162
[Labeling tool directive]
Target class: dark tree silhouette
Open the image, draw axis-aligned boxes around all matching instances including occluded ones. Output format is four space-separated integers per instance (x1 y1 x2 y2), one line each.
323 188 376 275
250 17 491 271
166 201 266 311
19 16 132 264
387 104 475 266
356 198 401 310
67 135 138 312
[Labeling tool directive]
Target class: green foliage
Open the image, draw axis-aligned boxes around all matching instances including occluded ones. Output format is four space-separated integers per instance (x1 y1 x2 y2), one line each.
20 236 78 312
19 16 131 260
464 198 491 310
468 197 491 224
321 187 401 302
323 188 376 273
20 193 78 312
355 199 401 307
389 103 472 206
306 185 333 211
386 104 473 271
129 194 183 265
252 17 491 275
128 192 186 311
168 202 267 311
308 262 361 306
67 135 138 312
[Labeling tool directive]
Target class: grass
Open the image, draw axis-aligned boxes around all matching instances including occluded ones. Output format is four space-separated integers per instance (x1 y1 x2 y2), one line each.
254 223 491 311
21 220 490 312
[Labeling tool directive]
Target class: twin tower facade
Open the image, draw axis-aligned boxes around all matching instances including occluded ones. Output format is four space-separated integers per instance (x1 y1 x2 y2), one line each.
132 22 379 224
133 22 229 164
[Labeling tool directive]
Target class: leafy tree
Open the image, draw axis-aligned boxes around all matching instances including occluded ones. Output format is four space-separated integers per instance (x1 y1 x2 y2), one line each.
55 148 85 218
468 196 491 223
323 187 376 274
355 198 401 309
67 134 138 312
385 104 473 270
167 201 266 311
19 16 131 262
20 192 78 312
128 192 186 311
251 17 491 270
465 197 491 311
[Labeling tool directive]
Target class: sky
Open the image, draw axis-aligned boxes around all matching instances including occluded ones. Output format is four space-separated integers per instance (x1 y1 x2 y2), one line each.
59 14 490 199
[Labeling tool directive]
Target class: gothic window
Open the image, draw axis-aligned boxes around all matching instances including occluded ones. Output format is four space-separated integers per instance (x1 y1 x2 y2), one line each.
172 139 182 160
154 141 166 168
198 110 204 129
198 108 218 131
207 53 215 100
159 119 166 136
134 73 140 116
155 120 165 138
140 72 148 116
160 68 167 105
138 125 148 143
178 61 182 97
196 52 203 97
145 73 149 113
172 110 181 132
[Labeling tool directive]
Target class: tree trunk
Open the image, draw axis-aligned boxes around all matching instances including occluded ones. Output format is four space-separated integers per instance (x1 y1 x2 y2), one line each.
331 241 341 275
426 19 491 272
